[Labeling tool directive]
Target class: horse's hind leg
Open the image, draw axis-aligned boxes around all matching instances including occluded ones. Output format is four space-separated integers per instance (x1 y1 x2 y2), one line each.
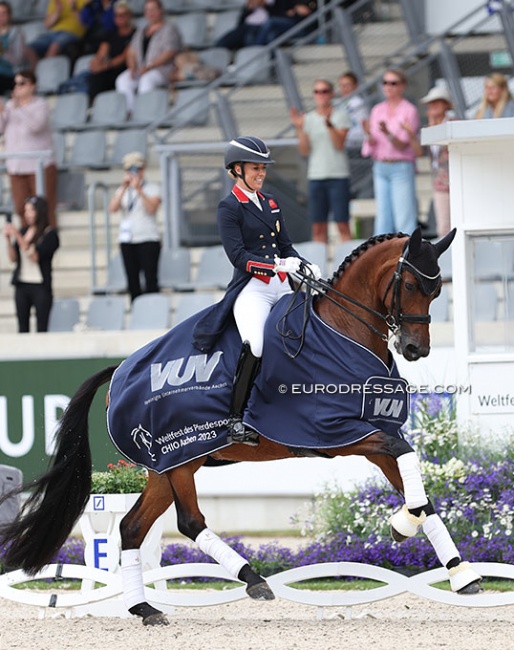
367 434 482 594
120 471 174 626
169 462 275 601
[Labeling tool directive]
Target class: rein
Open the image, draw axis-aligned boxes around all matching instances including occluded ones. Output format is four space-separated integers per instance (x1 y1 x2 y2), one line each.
277 247 440 358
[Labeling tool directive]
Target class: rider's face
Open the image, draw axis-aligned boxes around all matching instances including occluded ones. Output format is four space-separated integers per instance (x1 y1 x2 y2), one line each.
236 163 267 192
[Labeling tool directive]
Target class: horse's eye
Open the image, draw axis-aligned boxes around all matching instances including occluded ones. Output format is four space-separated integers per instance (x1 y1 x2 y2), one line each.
404 281 415 291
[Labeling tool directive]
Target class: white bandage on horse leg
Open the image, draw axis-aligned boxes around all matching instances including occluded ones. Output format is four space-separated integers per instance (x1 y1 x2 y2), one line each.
390 504 426 538
448 561 482 592
397 452 428 509
422 513 461 568
121 549 145 609
195 528 248 579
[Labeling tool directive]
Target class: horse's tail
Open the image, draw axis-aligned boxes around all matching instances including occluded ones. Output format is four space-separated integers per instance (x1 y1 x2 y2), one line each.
0 365 117 575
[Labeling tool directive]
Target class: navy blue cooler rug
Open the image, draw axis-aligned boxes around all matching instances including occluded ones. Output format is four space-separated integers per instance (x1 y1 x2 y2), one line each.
107 294 408 473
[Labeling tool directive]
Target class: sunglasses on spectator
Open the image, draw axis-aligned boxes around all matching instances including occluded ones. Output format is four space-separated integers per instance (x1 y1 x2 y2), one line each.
14 80 28 86
313 88 332 94
127 165 143 173
382 80 400 86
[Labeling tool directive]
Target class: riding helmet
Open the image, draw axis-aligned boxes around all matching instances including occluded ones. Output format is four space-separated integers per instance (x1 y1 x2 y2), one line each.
224 136 275 170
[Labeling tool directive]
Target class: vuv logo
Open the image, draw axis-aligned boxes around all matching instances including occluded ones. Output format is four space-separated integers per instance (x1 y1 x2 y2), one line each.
150 351 223 391
373 398 404 419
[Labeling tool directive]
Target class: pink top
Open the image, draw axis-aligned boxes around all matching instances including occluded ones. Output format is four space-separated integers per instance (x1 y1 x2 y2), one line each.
0 96 56 174
361 98 419 163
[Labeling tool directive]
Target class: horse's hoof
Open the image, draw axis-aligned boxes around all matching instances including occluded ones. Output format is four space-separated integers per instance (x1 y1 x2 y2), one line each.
246 581 275 600
390 525 408 543
457 579 484 595
143 612 170 626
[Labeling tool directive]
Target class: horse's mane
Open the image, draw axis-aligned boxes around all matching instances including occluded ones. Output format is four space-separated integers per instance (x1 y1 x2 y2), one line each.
328 232 409 286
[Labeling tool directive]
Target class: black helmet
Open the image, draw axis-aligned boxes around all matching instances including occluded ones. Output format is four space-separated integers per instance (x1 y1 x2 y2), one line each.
224 136 275 169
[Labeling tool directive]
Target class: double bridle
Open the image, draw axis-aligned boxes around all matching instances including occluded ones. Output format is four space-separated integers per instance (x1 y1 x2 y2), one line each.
277 244 441 357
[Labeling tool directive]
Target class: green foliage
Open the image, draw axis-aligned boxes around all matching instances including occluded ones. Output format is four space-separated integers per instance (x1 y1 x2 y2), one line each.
90 459 148 494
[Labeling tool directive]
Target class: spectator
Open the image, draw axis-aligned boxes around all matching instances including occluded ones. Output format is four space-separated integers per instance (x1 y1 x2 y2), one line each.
25 0 88 71
362 68 419 235
403 86 453 238
290 79 352 243
2 196 59 333
255 0 316 46
337 70 373 200
109 151 161 302
115 0 182 114
79 0 116 54
215 0 272 50
88 0 134 101
0 70 58 229
0 1 26 95
474 72 514 119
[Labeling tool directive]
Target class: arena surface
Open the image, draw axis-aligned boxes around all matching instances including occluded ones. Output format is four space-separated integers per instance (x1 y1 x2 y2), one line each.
1 593 512 649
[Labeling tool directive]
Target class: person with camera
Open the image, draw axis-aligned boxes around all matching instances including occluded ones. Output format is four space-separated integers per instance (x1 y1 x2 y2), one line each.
2 195 59 333
109 151 161 302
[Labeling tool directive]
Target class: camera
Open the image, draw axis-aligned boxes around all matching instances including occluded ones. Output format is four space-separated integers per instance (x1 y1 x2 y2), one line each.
5 213 12 223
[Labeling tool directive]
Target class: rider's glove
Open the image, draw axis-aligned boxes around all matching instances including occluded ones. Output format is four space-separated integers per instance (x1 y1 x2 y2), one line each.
305 262 322 280
273 256 302 274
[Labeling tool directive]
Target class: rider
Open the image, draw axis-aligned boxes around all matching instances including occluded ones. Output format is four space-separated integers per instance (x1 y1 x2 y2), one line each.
194 136 321 445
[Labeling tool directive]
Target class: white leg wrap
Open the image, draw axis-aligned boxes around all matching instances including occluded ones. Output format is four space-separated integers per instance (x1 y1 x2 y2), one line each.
195 528 248 579
397 452 428 509
390 504 426 538
422 513 460 568
448 561 482 592
121 549 145 610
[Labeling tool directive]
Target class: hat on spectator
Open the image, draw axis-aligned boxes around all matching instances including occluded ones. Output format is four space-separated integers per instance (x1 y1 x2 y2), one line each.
420 86 452 106
123 151 146 170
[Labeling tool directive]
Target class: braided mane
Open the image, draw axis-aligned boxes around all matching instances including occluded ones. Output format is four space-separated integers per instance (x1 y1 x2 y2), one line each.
328 232 409 286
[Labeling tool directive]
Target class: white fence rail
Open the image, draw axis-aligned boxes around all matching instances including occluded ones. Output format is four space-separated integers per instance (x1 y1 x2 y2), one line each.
0 561 513 620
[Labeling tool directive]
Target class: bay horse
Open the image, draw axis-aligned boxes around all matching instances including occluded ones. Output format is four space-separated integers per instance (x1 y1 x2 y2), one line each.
0 228 482 626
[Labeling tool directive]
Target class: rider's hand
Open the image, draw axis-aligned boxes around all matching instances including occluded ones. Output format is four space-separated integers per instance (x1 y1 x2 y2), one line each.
273 256 301 274
305 262 322 280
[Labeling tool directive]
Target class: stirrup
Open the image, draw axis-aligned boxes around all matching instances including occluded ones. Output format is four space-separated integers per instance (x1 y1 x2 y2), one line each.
227 417 259 447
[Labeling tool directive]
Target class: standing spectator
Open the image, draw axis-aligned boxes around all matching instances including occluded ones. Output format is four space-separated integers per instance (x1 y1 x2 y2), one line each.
0 70 58 228
362 68 419 236
290 79 352 243
474 72 514 119
2 196 59 333
0 1 26 95
25 0 88 71
215 0 271 50
87 0 135 101
79 0 116 54
115 0 182 114
337 70 373 200
109 151 161 302
255 0 316 45
402 86 453 238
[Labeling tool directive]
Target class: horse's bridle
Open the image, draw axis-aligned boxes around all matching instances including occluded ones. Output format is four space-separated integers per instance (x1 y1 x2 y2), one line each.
280 244 441 355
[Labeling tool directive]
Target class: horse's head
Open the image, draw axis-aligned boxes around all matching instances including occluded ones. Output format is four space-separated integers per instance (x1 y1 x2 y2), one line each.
387 227 456 361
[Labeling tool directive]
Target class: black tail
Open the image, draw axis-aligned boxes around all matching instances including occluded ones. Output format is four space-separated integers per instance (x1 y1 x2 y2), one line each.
0 365 117 575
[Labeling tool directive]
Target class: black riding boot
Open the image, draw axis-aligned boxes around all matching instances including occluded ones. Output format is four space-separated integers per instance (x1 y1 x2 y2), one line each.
227 341 261 446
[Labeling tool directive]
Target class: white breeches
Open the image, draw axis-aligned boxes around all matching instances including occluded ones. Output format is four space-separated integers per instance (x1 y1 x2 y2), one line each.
115 68 168 113
233 275 292 357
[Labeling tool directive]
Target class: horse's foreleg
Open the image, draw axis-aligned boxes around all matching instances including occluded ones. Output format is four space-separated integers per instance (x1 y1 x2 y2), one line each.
368 436 482 594
120 472 174 626
169 463 275 601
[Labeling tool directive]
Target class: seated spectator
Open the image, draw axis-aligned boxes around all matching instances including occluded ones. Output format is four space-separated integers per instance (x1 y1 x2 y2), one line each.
215 0 272 50
255 0 316 46
115 0 182 114
474 72 514 119
0 1 26 95
169 49 221 88
59 0 135 101
25 0 88 71
79 0 117 55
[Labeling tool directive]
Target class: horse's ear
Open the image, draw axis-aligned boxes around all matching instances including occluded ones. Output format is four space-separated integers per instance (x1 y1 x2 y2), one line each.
433 227 457 258
408 226 423 256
